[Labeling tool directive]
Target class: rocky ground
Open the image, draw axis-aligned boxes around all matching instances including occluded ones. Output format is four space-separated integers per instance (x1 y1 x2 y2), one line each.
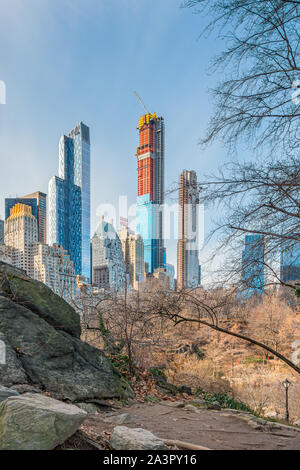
1 261 300 451
78 400 300 451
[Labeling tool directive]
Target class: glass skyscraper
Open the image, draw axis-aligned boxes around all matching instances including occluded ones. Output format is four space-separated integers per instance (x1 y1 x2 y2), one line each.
48 122 91 279
280 242 300 283
241 234 265 298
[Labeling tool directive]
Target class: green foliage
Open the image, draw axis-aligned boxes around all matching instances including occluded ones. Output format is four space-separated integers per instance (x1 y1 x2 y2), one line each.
110 354 131 373
195 389 252 413
243 357 264 364
149 367 167 381
295 288 300 299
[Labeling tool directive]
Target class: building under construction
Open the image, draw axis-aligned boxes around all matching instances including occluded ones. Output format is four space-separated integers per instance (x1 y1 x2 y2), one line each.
177 170 200 290
136 112 165 274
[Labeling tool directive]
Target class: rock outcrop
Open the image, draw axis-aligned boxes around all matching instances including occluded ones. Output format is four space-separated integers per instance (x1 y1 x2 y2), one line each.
0 393 87 450
0 262 132 402
110 426 169 450
0 385 19 404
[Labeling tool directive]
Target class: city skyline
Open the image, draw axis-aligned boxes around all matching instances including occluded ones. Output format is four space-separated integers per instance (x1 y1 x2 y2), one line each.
0 0 226 277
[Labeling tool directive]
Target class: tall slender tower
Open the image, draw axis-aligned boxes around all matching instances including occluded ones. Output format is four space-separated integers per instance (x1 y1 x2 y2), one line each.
48 122 91 279
241 234 265 297
177 170 200 290
136 113 165 274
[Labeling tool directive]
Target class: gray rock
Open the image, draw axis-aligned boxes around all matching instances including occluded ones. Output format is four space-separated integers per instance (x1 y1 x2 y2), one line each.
10 384 40 394
0 332 28 387
0 393 87 450
0 267 133 402
110 426 168 450
184 404 200 413
189 398 209 409
104 413 133 425
75 402 100 415
164 400 185 408
207 401 222 410
0 263 80 337
0 385 19 403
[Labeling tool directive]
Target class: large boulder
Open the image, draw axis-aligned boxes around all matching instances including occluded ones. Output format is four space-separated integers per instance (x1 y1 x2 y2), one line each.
0 262 80 337
0 385 19 404
0 393 87 450
0 262 132 401
110 426 169 450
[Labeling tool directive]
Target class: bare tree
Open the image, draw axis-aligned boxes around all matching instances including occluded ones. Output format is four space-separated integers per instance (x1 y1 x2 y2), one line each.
197 157 300 293
154 287 300 374
184 0 300 156
74 278 300 376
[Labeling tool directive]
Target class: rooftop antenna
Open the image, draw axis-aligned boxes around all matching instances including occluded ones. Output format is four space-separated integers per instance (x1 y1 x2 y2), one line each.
133 91 150 114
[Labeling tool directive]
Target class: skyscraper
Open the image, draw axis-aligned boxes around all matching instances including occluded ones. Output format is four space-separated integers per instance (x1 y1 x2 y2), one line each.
23 192 47 244
118 226 145 289
241 234 265 297
177 170 200 290
280 242 300 283
48 122 91 279
4 204 77 304
0 220 4 244
136 112 165 274
165 263 175 290
4 203 38 277
91 218 126 291
5 192 46 244
32 243 78 304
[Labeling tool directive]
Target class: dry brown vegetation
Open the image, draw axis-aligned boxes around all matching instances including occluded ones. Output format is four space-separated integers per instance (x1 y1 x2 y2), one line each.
76 283 300 423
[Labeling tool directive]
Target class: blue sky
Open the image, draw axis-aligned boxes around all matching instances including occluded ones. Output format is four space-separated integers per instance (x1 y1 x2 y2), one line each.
0 0 227 277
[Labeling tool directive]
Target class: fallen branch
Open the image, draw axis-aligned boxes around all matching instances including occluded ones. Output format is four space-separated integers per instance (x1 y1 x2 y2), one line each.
163 439 211 451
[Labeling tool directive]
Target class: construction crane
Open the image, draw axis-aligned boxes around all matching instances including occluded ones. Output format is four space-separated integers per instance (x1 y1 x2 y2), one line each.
133 91 150 114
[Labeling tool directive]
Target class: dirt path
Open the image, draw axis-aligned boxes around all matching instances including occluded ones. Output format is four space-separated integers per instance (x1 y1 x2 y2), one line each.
83 402 300 450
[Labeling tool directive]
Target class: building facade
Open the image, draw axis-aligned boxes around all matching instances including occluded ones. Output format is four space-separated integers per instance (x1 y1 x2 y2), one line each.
241 234 265 297
165 263 175 290
48 122 90 279
136 113 165 274
91 218 127 291
4 203 38 277
118 226 145 289
0 245 12 264
0 219 4 244
280 242 300 283
177 170 200 290
4 202 77 304
23 192 47 244
32 243 78 304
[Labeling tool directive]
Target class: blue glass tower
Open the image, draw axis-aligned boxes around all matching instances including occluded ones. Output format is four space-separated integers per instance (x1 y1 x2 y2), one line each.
49 122 90 278
280 242 300 282
241 234 265 297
